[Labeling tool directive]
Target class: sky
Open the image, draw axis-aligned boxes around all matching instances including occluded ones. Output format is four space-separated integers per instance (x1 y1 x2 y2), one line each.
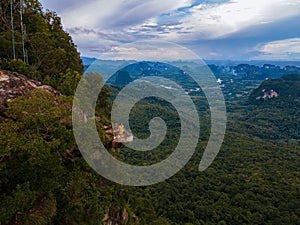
39 0 300 61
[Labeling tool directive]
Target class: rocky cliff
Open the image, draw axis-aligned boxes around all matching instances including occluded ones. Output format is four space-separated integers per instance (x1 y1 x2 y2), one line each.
0 70 60 122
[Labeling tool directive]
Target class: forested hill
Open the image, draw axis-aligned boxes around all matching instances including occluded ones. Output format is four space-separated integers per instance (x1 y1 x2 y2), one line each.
249 74 300 104
0 0 83 88
107 61 199 91
232 74 300 143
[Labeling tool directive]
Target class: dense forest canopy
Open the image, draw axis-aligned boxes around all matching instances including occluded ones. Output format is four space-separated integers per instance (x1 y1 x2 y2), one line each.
0 0 300 224
0 0 83 89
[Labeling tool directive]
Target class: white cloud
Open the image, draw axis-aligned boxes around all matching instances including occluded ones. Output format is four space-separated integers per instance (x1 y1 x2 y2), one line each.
61 0 192 29
261 38 300 53
40 0 300 59
254 38 300 60
67 28 121 57
100 41 199 61
165 0 300 41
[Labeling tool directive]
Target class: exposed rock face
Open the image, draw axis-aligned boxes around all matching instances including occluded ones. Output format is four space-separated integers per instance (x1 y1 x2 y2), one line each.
112 123 133 143
256 89 279 100
0 70 60 122
103 208 129 225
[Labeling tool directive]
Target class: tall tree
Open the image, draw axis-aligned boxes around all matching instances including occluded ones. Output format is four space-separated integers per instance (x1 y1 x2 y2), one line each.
0 0 83 80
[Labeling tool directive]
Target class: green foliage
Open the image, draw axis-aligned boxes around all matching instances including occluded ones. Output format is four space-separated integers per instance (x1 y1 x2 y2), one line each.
0 57 26 73
7 58 29 74
0 0 83 82
111 73 300 225
78 72 112 120
1 66 300 225
149 217 172 225
0 89 112 224
1 1 300 222
0 183 35 223
234 74 300 142
129 132 300 225
1 76 300 225
57 70 82 96
56 164 107 225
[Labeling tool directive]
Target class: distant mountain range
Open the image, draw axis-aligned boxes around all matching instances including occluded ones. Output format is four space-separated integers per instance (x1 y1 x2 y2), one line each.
81 56 300 67
81 57 97 66
107 61 193 87
81 57 300 81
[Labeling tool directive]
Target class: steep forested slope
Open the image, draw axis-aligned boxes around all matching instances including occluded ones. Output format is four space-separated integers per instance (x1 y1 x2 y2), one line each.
0 0 83 86
232 74 300 143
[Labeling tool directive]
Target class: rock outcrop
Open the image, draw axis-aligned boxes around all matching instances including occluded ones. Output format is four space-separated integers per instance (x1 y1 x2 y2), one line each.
256 89 279 100
0 70 126 148
103 208 129 225
0 70 60 122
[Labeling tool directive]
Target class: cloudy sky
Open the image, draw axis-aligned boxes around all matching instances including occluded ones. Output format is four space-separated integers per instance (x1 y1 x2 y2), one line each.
40 0 300 60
